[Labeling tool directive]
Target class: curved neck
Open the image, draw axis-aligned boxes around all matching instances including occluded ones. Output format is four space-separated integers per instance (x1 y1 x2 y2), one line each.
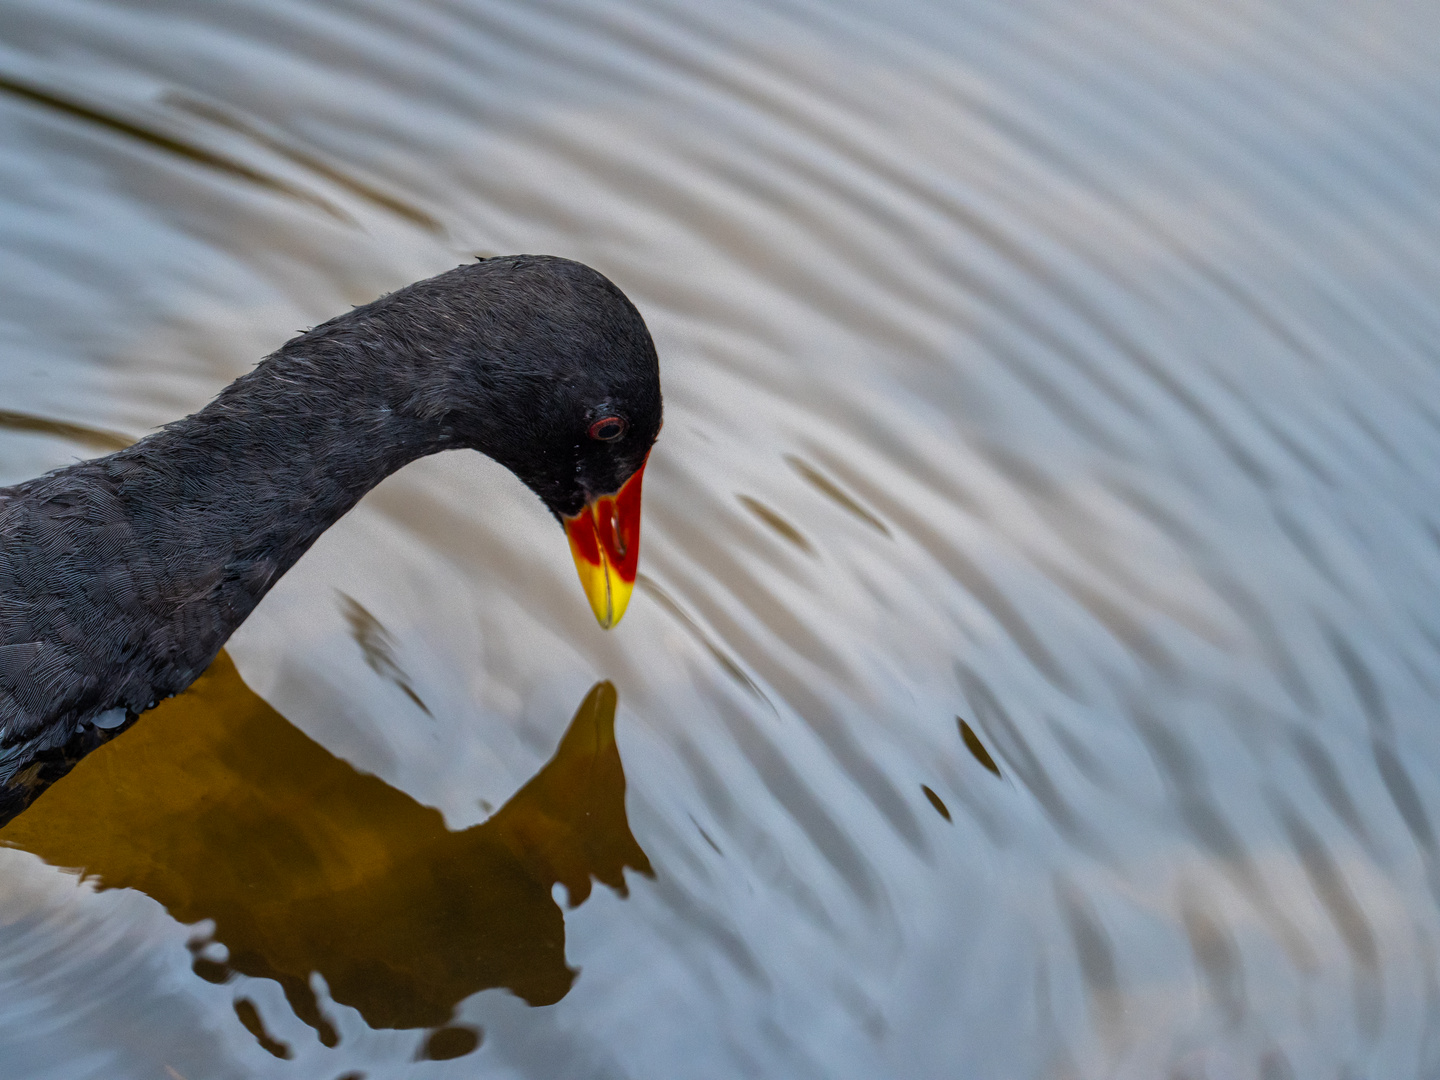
107 342 451 659
0 337 459 811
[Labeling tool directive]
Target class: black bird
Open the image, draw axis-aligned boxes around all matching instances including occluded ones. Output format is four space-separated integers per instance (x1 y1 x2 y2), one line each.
0 255 662 823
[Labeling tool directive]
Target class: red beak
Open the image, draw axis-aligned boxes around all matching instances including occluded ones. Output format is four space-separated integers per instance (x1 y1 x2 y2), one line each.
562 457 647 628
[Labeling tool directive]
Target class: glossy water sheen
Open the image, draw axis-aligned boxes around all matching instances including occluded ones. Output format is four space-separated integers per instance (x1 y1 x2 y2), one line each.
0 1 1438 1076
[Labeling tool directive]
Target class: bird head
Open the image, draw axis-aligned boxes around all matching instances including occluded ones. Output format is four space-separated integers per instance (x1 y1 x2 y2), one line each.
370 256 662 628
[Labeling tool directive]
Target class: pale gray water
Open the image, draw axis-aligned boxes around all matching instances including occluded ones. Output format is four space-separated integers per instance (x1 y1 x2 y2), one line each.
1 0 1439 1076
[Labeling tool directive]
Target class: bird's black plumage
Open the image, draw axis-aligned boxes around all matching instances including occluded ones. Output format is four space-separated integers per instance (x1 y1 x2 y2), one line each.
0 255 661 823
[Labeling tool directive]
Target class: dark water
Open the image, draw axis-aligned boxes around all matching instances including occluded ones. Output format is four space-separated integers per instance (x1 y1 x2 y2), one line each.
2 0 1440 1076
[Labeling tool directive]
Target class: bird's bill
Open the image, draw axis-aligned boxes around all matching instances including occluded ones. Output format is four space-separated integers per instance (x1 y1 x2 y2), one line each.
564 459 647 629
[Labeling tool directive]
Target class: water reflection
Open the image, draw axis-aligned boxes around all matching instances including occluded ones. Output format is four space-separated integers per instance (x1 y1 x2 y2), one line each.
0 653 652 1054
0 71 358 227
0 408 131 453
3 0 1439 1071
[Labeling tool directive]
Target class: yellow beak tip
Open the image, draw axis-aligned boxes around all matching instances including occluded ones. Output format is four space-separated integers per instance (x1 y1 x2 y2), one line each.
568 541 635 630
587 582 633 629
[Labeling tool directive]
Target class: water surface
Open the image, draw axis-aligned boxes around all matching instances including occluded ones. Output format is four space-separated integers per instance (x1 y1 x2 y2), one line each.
1 0 1439 1076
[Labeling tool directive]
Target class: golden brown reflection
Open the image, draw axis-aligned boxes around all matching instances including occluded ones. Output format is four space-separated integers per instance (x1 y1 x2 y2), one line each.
958 717 1002 778
0 653 653 1048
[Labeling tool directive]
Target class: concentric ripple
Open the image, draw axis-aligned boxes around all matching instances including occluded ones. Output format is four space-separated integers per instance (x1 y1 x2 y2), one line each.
1 0 1439 1076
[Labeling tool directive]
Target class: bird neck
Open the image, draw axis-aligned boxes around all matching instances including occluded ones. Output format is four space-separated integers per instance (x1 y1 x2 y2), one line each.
112 343 451 640
0 335 463 806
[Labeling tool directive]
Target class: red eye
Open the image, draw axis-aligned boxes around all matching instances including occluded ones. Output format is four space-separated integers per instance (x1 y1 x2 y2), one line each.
588 416 627 441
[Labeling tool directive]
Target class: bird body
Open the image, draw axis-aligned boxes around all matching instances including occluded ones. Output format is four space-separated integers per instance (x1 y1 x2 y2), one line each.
0 256 661 822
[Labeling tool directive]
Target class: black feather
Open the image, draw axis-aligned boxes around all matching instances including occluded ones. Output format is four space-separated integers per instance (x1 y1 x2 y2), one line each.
0 255 662 822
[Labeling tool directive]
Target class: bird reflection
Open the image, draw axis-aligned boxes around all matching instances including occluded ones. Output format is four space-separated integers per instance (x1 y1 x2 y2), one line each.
0 652 653 1052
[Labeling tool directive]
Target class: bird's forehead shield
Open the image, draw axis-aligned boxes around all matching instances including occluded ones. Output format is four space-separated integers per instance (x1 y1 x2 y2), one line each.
563 457 646 628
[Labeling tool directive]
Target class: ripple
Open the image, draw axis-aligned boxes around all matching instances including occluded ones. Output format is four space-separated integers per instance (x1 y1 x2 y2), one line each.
2 0 1440 1073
